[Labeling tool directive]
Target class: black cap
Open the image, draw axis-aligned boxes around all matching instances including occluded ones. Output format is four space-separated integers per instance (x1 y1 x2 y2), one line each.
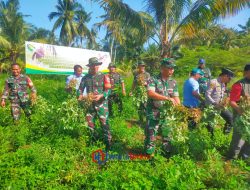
244 64 250 71
221 68 235 78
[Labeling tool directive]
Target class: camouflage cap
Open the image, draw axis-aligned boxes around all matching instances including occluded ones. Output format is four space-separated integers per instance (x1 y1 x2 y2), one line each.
137 60 146 66
161 58 176 68
108 62 116 68
86 57 102 67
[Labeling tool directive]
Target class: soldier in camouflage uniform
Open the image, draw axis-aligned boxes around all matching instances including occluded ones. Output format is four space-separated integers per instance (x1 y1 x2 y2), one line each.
197 59 211 96
1 63 36 121
78 57 112 150
205 68 234 136
108 63 126 116
145 58 180 155
129 61 151 124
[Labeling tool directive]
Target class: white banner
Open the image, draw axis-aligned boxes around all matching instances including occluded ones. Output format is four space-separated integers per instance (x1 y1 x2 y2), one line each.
25 41 111 74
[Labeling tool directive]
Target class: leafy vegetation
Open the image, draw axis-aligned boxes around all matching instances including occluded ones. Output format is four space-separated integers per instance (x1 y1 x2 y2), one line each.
234 96 250 143
0 74 249 189
0 0 250 188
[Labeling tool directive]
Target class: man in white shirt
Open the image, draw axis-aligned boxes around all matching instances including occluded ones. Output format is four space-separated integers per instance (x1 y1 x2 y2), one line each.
66 65 86 95
205 68 234 135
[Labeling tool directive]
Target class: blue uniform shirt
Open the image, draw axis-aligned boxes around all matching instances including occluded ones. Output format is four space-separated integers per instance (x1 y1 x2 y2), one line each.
183 77 200 108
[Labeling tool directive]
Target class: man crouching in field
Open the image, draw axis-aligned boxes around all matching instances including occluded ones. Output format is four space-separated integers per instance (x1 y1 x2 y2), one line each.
78 57 112 151
145 58 180 155
1 63 37 122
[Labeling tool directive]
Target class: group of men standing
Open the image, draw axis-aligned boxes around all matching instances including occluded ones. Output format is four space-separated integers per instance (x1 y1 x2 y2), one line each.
1 58 250 160
64 57 250 159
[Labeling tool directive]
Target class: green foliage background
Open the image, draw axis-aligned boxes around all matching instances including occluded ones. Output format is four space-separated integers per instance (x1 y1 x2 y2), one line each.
0 47 250 189
175 46 250 77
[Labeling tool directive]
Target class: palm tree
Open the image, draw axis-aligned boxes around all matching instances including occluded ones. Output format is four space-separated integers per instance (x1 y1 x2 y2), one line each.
94 0 250 58
95 0 155 60
232 18 250 48
74 5 91 45
85 28 99 49
0 0 30 64
73 5 98 49
49 0 78 46
28 26 57 44
0 0 52 70
145 0 250 57
238 17 250 34
49 0 93 47
181 25 239 49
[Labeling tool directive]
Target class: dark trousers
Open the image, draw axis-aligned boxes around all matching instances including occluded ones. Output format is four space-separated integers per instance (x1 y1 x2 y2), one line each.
108 93 123 116
220 109 233 128
207 109 233 136
184 106 199 129
227 128 250 160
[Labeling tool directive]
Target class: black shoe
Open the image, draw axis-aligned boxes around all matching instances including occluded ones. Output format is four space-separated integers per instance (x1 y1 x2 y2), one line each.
188 120 197 130
105 143 111 152
206 125 214 137
223 126 232 134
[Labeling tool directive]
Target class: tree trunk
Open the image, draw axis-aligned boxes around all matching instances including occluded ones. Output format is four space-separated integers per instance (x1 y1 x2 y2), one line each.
160 20 171 58
110 37 114 62
114 46 117 63
10 51 18 64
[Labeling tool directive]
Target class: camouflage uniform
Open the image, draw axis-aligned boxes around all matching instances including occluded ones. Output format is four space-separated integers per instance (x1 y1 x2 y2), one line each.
198 67 211 95
79 72 111 147
133 71 151 88
133 71 151 123
108 72 124 116
145 75 179 154
1 74 36 120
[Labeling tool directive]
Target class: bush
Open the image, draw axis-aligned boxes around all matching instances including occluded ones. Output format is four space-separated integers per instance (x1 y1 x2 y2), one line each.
0 72 249 189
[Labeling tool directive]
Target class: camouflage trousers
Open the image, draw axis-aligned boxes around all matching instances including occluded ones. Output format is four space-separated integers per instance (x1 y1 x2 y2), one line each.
199 83 208 96
144 119 171 155
138 102 147 124
108 93 123 116
10 98 32 121
86 100 112 146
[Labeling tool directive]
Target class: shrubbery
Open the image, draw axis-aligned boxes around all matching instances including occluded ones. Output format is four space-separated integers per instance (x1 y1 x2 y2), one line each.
0 72 249 189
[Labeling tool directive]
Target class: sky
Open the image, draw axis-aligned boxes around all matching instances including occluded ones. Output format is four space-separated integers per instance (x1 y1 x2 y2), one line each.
19 0 250 42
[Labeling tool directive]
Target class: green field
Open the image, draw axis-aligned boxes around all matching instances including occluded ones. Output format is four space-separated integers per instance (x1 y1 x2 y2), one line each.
0 73 249 189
